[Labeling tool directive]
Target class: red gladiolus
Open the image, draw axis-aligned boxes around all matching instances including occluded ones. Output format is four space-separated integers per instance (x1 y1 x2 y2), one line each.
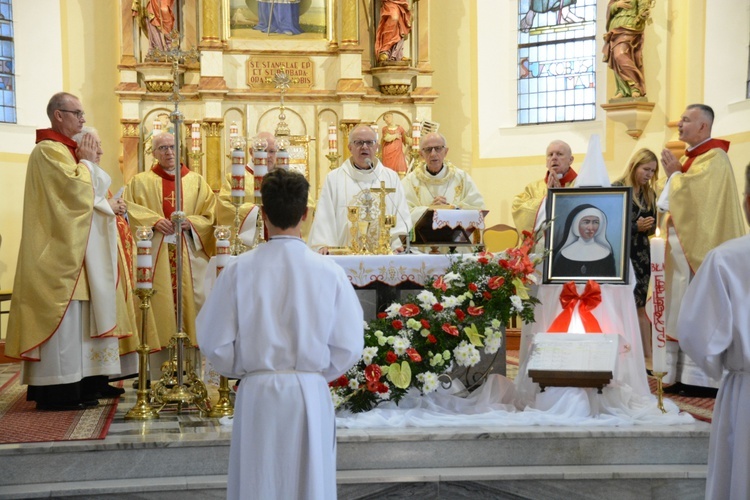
376 382 389 393
442 323 459 336
483 291 492 300
377 312 387 319
392 319 404 330
488 276 505 290
467 306 484 316
427 334 437 344
386 351 398 364
365 364 382 382
406 348 423 362
367 380 389 393
433 275 448 292
399 303 420 317
455 309 466 321
498 259 510 269
478 257 489 265
468 283 478 292
432 303 444 312
420 318 430 329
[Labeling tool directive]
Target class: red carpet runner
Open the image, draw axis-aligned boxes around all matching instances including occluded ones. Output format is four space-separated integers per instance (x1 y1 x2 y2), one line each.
0 373 120 444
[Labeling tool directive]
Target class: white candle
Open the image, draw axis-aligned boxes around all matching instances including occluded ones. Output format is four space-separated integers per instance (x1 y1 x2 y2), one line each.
411 122 420 151
276 149 290 171
229 122 239 139
231 148 246 198
216 239 230 275
328 125 338 154
136 240 153 289
152 120 162 137
650 227 667 373
191 123 201 152
253 150 268 198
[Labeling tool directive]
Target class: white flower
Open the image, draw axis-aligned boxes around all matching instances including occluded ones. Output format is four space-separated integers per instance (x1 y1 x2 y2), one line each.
443 272 462 284
420 329 431 338
392 336 411 355
527 273 539 284
416 372 440 393
430 353 444 367
331 392 343 409
416 290 438 308
453 340 481 367
510 295 524 312
362 346 378 365
363 321 370 330
484 330 504 354
348 379 360 390
491 319 502 329
376 389 392 401
442 295 461 308
385 302 403 318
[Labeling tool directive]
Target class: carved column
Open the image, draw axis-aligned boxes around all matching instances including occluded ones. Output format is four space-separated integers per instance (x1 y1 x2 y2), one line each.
339 120 360 162
201 0 223 49
327 0 338 49
121 119 142 184
121 0 137 66
203 119 225 192
341 0 358 45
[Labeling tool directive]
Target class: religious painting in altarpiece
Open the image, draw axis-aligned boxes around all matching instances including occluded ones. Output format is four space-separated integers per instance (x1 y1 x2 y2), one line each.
226 0 327 40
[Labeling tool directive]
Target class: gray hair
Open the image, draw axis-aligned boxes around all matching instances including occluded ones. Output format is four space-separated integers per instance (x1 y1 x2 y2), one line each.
72 126 98 144
46 92 78 121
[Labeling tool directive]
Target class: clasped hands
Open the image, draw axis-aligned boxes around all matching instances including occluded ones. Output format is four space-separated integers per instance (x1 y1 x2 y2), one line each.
154 218 191 235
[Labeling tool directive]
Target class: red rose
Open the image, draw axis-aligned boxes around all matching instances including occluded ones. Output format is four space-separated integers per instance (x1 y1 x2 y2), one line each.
392 320 404 330
488 276 505 290
442 323 459 336
406 348 423 362
483 291 493 300
329 375 348 388
468 283 478 292
432 303 444 312
467 306 484 316
427 334 437 344
376 382 389 393
365 364 382 382
420 318 430 329
399 304 421 317
377 312 387 319
478 257 489 265
386 351 398 364
433 275 448 292
498 259 510 269
455 309 466 321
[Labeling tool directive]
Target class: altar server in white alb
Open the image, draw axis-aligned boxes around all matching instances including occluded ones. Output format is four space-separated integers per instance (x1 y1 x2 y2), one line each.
678 163 750 500
197 169 364 500
401 132 485 227
308 124 411 254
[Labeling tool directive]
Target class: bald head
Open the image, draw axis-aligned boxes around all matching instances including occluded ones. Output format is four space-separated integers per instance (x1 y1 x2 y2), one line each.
546 140 574 178
257 131 278 170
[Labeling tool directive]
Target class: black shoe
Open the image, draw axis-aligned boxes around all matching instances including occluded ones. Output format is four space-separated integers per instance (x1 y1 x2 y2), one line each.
81 399 100 407
678 384 718 398
663 382 685 394
99 385 126 398
37 400 95 411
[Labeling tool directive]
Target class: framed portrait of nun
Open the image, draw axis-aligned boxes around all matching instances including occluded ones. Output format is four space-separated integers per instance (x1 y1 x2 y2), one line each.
544 187 632 284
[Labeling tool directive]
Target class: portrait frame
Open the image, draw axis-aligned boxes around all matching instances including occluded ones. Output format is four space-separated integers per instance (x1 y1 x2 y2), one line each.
543 187 632 285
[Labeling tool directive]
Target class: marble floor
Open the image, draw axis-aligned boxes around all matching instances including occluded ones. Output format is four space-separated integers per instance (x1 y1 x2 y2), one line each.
0 360 710 500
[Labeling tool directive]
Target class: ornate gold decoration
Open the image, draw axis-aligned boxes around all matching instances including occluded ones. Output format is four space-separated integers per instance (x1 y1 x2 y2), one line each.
379 84 411 96
145 80 174 93
202 120 224 137
121 122 140 138
341 0 358 44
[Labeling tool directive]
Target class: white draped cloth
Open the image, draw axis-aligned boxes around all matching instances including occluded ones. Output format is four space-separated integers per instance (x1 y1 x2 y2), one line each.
23 160 121 385
679 234 750 500
197 237 364 500
308 159 411 252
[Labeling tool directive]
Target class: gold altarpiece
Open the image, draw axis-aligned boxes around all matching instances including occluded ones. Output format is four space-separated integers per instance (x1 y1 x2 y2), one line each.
117 0 438 204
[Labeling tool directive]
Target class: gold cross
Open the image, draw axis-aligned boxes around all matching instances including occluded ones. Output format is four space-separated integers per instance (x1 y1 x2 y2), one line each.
371 181 396 221
164 191 177 209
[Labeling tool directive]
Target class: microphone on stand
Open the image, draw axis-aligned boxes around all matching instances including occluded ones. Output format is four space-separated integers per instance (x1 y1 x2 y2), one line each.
365 158 374 170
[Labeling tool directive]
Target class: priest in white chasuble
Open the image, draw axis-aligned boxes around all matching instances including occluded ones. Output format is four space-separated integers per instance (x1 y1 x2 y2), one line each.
6 93 122 410
308 124 411 254
197 169 363 500
401 132 486 227
123 132 216 354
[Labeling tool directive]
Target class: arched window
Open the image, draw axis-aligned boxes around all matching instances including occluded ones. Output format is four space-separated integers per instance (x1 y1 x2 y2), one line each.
517 0 598 125
0 0 15 124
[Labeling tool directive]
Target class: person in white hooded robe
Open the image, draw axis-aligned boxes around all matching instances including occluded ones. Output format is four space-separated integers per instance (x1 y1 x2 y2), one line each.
197 168 364 500
678 162 750 500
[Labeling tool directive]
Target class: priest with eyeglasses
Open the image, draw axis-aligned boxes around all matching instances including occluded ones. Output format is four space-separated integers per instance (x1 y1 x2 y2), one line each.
308 124 411 254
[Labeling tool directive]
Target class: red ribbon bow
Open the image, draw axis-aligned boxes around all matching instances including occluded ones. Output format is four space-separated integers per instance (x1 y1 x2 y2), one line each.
547 280 603 333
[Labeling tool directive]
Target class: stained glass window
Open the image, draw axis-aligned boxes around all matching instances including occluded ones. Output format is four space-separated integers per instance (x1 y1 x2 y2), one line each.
517 0 597 125
0 0 14 124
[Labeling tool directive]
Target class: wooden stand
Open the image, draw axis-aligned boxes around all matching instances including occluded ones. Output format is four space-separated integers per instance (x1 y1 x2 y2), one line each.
528 369 613 394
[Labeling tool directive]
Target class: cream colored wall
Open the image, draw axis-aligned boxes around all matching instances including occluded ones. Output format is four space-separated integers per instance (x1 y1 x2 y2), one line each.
431 0 750 231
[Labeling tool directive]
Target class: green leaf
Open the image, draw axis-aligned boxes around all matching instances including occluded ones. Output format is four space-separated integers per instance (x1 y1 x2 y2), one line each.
387 361 412 389
463 323 484 347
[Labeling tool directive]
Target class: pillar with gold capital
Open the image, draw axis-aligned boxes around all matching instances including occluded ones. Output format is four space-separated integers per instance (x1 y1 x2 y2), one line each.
121 119 141 184
202 119 224 192
341 0 359 45
201 0 223 49
339 120 360 162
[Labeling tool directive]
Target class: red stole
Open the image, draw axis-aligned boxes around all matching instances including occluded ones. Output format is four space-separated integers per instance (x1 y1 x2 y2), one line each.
36 129 79 162
152 164 190 219
682 139 730 172
544 167 578 187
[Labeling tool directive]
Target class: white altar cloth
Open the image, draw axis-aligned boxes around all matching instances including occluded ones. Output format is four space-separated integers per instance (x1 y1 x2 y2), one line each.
432 209 485 230
329 254 455 287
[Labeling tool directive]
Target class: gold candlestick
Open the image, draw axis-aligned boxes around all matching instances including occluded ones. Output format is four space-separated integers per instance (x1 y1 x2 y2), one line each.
652 371 668 414
209 225 235 418
326 152 341 170
347 206 361 254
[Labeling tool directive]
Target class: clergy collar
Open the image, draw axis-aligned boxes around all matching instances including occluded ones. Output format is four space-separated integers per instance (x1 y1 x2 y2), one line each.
426 163 445 176
685 137 712 153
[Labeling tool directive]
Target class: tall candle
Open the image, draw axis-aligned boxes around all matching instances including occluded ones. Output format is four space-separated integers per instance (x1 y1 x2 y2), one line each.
650 227 667 373
136 240 153 289
328 125 338 154
229 122 239 139
253 150 268 198
191 122 201 153
411 122 421 151
152 120 162 137
216 239 230 275
276 149 289 171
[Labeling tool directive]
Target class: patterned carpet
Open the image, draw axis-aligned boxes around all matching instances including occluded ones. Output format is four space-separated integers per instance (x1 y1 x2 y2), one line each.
506 350 714 422
0 373 120 444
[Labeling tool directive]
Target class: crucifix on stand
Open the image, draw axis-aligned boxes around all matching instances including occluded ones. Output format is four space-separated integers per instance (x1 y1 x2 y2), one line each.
144 31 211 416
371 181 396 255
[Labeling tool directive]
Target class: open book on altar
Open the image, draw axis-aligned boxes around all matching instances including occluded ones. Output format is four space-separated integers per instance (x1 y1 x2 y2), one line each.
526 333 620 393
412 208 488 247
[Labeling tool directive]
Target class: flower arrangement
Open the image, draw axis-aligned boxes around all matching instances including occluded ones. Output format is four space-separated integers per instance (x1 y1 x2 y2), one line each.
331 230 545 413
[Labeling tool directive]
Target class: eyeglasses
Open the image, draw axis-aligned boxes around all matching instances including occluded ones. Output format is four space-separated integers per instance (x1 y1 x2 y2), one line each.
59 109 85 119
421 146 446 154
156 145 175 152
352 140 377 148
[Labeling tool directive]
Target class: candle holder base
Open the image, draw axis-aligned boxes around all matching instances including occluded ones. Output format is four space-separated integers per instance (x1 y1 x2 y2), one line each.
652 371 668 414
